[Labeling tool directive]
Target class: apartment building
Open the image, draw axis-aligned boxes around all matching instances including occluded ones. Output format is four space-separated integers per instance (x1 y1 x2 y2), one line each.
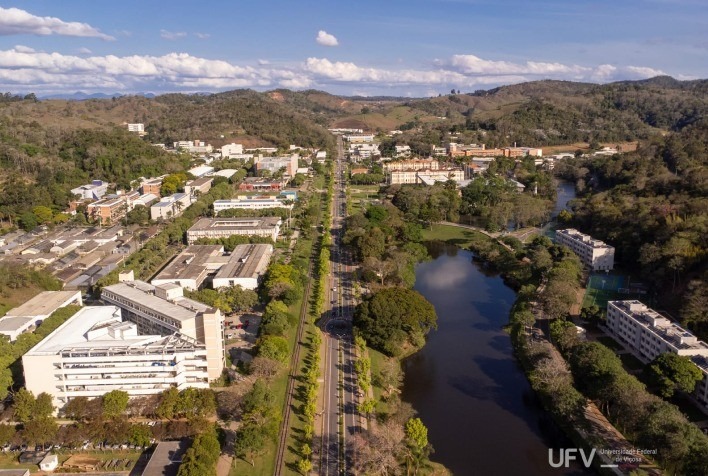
151 244 273 291
0 290 82 341
140 177 164 196
127 123 145 136
606 300 708 412
23 306 210 408
555 228 615 271
395 145 412 157
213 196 293 213
101 279 224 380
383 159 440 172
86 191 140 224
502 147 543 157
186 217 281 244
448 143 504 158
150 193 191 220
221 143 243 158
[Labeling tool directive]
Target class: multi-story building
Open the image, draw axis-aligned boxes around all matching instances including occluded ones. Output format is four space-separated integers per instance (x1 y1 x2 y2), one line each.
86 191 141 224
238 177 285 192
502 147 543 157
606 300 708 412
101 278 224 380
555 228 615 271
344 134 375 143
127 123 145 136
150 193 191 220
23 306 210 408
348 143 379 160
187 165 215 178
221 143 244 158
151 244 273 291
383 159 439 172
448 143 504 158
184 177 213 197
140 177 164 196
0 291 82 341
71 181 109 200
387 168 464 185
174 140 213 154
253 155 298 177
213 196 293 213
186 217 281 244
395 145 412 157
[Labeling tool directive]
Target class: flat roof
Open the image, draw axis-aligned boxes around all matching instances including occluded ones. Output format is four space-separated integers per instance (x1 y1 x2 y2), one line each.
189 217 281 232
26 306 200 356
0 316 32 332
188 176 213 186
6 291 81 318
153 245 223 281
102 281 212 322
215 244 273 280
142 440 191 476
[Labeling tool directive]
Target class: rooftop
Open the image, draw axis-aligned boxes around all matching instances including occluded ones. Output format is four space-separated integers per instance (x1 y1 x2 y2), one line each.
6 291 81 318
189 217 281 232
142 440 191 476
557 228 613 249
152 245 224 281
215 244 273 280
102 281 213 321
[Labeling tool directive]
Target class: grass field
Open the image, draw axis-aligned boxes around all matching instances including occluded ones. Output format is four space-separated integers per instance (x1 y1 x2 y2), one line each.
421 224 489 249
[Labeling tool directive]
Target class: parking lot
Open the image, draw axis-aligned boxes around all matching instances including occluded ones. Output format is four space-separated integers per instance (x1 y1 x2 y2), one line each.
223 312 262 367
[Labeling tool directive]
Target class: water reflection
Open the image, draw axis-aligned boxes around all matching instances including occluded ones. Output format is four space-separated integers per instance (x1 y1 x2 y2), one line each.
402 245 589 475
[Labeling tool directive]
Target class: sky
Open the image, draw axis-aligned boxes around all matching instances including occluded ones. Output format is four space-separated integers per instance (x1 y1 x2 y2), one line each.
0 0 706 97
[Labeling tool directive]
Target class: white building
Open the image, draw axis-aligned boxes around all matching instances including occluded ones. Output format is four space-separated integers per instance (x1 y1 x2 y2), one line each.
221 143 243 158
187 217 281 244
22 306 211 408
187 165 215 178
175 140 213 154
150 193 191 220
101 280 224 380
315 151 327 162
344 134 375 143
395 145 412 157
606 300 708 413
555 229 615 271
254 155 299 176
151 244 273 291
0 291 82 341
213 196 293 213
213 169 238 180
39 454 58 472
387 168 464 185
127 123 145 136
71 181 108 200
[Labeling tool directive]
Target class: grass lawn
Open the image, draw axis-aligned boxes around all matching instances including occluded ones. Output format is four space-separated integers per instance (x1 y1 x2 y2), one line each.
0 453 38 473
421 224 488 249
368 348 395 417
597 335 624 351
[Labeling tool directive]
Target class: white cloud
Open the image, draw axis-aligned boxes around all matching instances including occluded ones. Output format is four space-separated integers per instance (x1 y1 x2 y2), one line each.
160 30 187 40
0 47 675 96
0 7 114 40
316 30 339 47
77 47 92 55
195 32 210 39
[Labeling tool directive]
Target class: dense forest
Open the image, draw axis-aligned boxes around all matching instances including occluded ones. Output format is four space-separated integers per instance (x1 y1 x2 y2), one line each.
556 118 707 336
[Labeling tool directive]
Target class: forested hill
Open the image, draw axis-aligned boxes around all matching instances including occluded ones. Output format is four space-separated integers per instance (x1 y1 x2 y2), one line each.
323 76 708 145
0 90 335 225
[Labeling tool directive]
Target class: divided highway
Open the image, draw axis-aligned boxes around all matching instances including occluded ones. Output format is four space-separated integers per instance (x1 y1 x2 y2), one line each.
320 136 361 475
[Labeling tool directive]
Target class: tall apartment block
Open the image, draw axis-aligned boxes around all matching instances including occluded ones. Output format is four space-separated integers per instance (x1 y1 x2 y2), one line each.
555 228 615 271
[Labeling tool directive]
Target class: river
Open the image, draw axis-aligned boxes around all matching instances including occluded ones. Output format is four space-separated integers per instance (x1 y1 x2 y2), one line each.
400 181 586 475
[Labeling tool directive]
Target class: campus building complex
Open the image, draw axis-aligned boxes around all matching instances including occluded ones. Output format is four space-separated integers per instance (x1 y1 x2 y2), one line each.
186 217 281 244
0 291 82 341
22 306 210 408
101 279 224 380
606 300 708 412
213 196 293 213
151 244 273 291
555 228 615 271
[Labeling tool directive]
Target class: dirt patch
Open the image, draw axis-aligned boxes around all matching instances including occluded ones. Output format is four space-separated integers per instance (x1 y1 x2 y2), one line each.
268 91 285 102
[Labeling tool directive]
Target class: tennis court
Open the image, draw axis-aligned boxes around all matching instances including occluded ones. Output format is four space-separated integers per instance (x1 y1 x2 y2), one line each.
582 273 634 309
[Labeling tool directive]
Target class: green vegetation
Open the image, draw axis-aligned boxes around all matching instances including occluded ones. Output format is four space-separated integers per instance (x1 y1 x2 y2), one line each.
178 425 221 476
186 286 258 314
644 353 704 399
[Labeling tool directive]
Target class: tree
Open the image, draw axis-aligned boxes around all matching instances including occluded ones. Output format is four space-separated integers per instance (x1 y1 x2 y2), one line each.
157 387 180 420
234 423 267 467
645 353 703 398
13 388 36 424
22 417 57 448
34 393 54 420
256 335 289 363
129 424 153 447
354 288 437 356
549 319 579 355
405 418 431 474
248 357 282 380
32 206 53 224
102 390 129 419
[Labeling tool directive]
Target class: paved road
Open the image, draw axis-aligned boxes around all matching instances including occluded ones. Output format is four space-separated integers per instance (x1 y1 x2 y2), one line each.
320 136 360 475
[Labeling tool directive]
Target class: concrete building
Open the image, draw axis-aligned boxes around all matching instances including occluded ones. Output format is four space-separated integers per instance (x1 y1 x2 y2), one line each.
383 159 440 172
71 181 108 200
213 169 238 180
101 280 224 380
150 193 191 220
141 440 190 476
315 151 327 162
238 177 285 192
395 145 412 157
86 192 139 224
448 143 504 158
606 300 708 413
220 143 243 158
187 165 215 178
175 140 213 154
343 134 375 143
387 168 464 185
253 155 298 176
213 196 293 213
187 217 281 244
556 228 615 271
503 147 543 157
184 177 213 197
22 306 211 408
140 177 164 196
0 291 82 341
39 454 58 472
127 123 145 136
151 244 272 291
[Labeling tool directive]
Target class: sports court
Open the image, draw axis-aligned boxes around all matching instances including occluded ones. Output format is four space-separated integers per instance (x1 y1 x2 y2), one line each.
582 272 646 310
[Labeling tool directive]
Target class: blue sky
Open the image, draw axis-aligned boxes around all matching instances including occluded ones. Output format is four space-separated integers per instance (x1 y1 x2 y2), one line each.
0 0 706 96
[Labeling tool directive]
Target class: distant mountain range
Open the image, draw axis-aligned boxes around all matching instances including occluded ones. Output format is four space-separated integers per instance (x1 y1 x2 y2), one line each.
38 91 157 100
